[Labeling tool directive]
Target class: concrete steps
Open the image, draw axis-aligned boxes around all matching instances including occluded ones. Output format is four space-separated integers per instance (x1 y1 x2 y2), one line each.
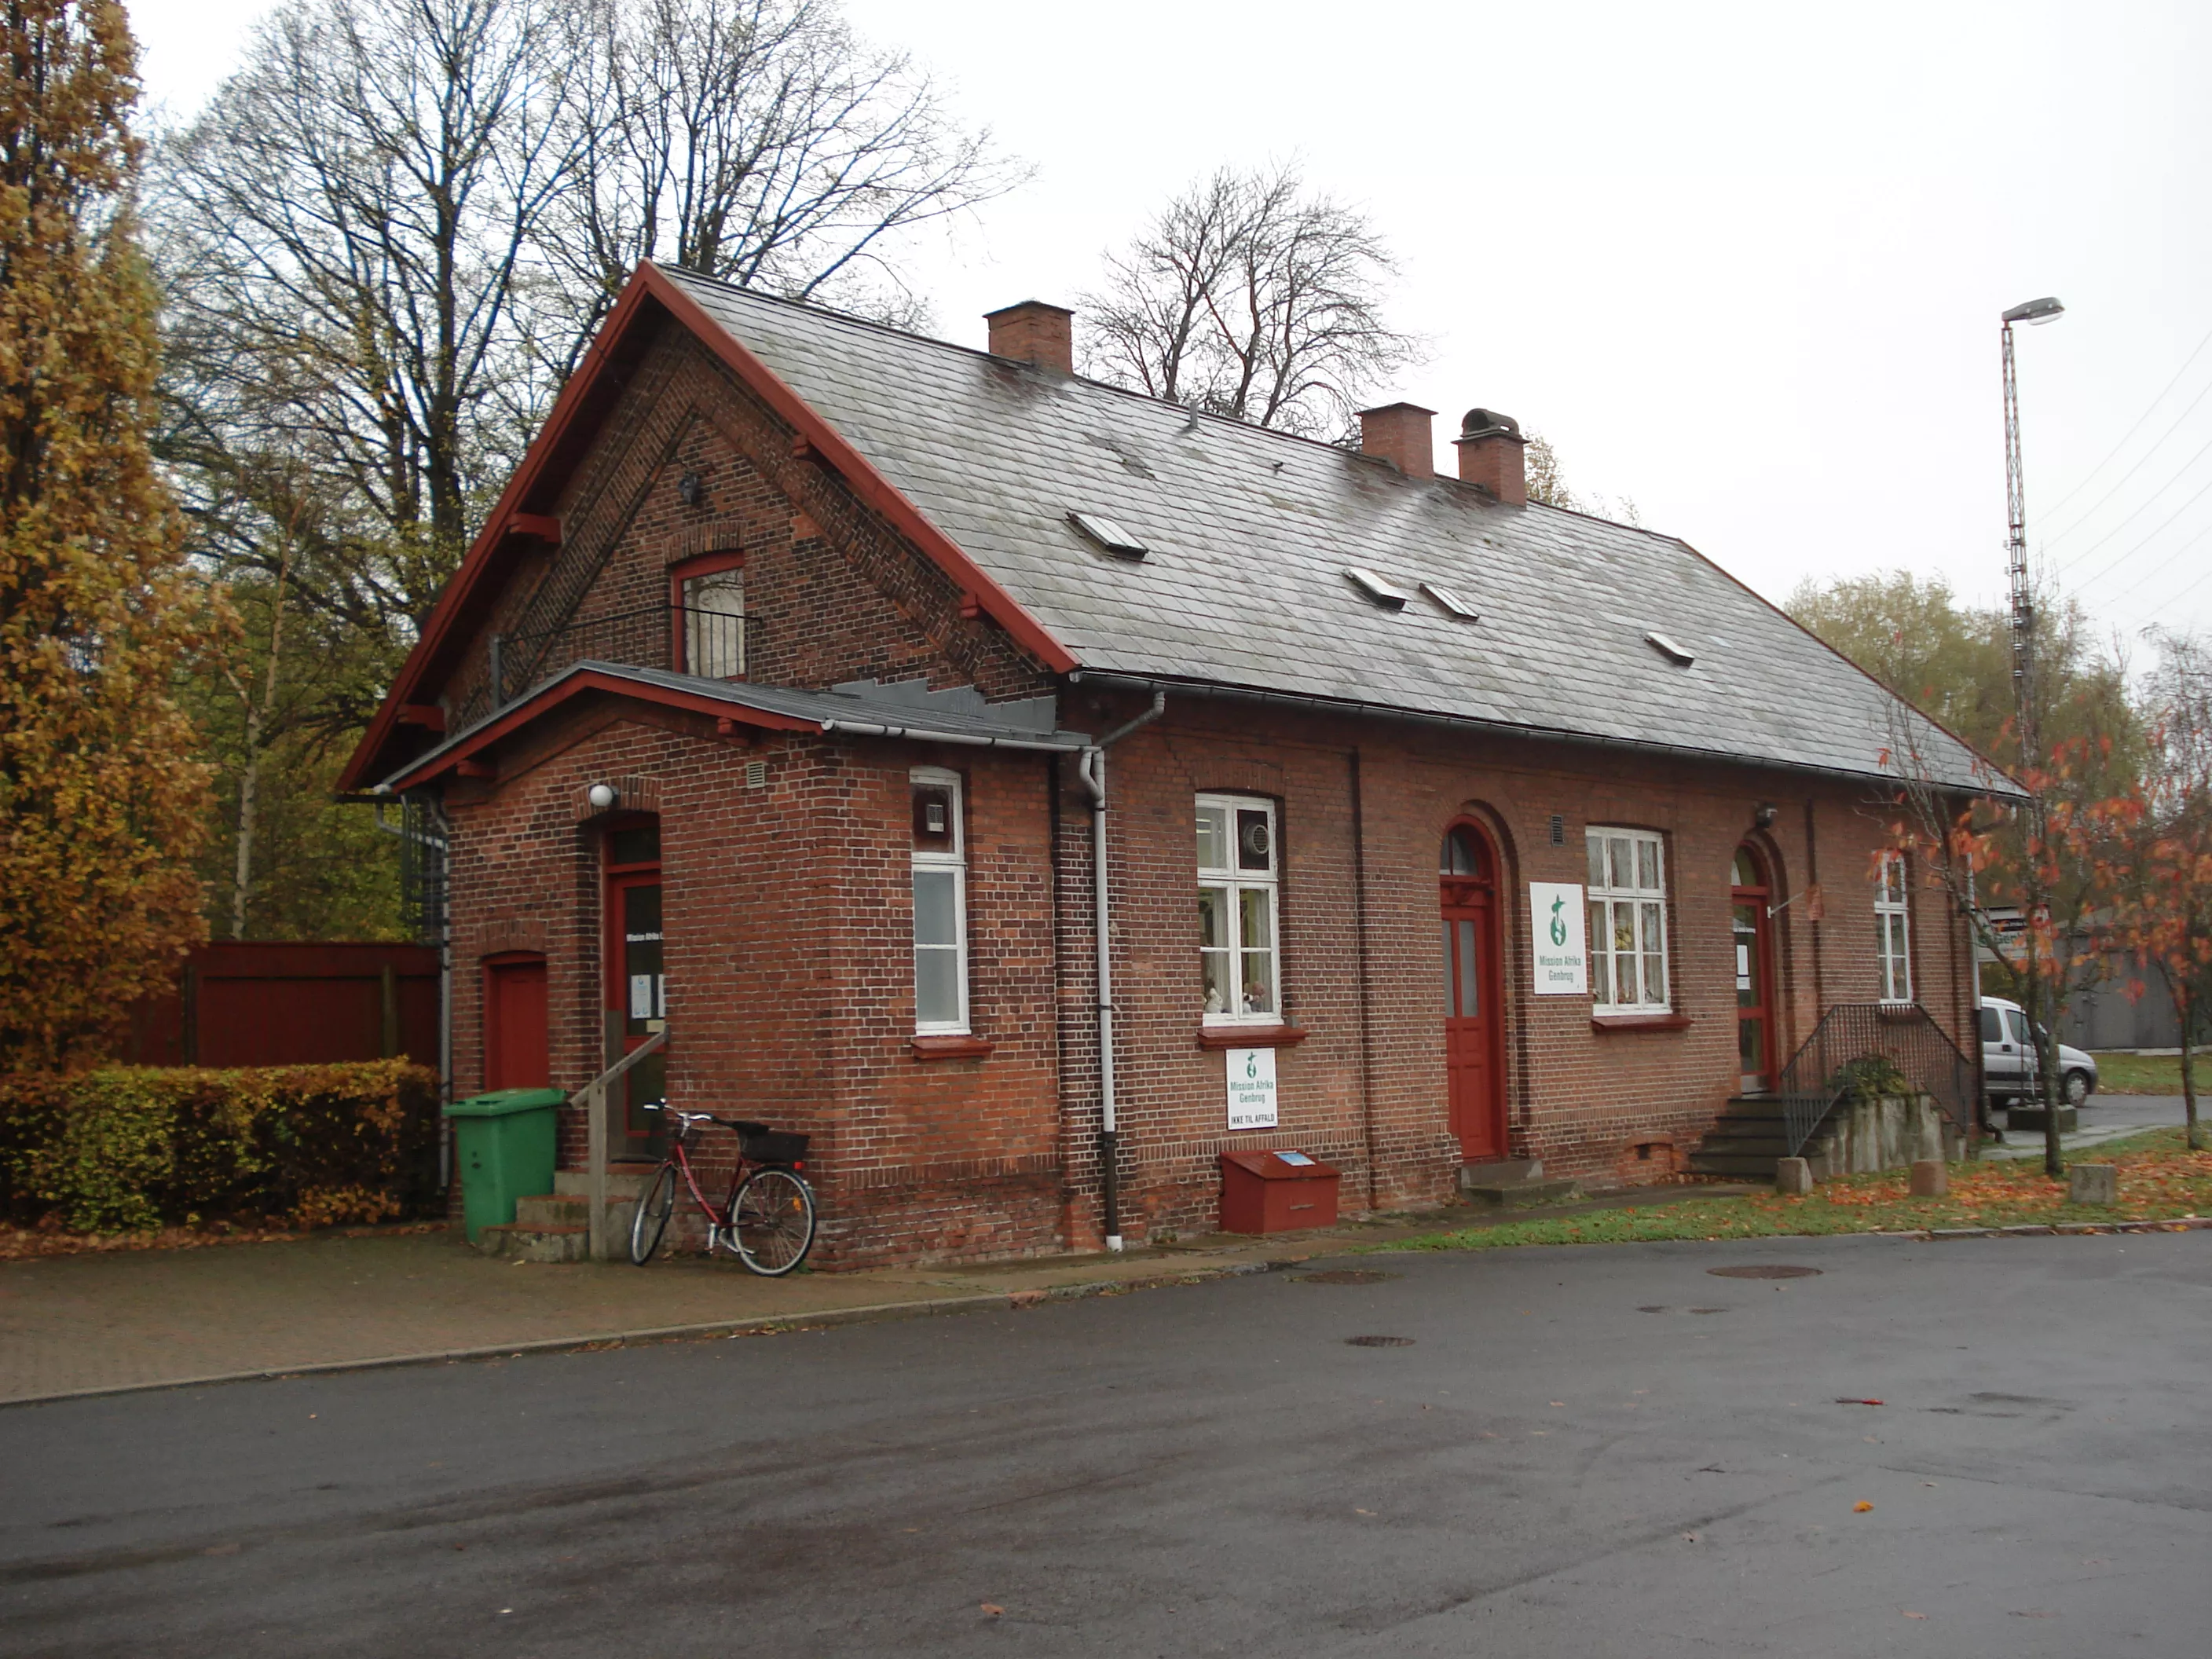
1687 1097 1799 1180
474 1165 661 1262
1459 1158 1582 1209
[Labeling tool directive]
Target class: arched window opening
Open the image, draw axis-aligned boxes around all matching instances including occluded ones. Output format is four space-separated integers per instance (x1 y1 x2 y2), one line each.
1441 825 1489 880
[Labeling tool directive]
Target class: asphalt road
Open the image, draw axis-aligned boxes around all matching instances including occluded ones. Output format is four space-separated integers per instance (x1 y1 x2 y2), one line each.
4 1231 2208 1657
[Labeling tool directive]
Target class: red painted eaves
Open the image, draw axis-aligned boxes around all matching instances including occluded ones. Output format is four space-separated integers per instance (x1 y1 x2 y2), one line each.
385 668 819 793
340 262 1080 792
639 264 1078 677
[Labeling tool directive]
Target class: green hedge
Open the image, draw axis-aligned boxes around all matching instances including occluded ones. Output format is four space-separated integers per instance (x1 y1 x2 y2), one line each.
0 1060 442 1234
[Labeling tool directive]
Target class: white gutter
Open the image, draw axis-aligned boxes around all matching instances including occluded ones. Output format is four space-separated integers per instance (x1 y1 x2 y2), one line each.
1074 690 1166 1251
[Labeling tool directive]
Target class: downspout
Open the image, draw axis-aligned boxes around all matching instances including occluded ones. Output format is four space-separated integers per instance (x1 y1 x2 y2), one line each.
1075 690 1166 1251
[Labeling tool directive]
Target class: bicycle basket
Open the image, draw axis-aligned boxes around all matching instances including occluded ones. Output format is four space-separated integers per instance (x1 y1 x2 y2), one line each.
741 1126 809 1166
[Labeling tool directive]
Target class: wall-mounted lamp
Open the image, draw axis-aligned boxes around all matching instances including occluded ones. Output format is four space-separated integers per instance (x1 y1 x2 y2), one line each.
587 782 619 811
677 471 703 507
1752 801 1778 829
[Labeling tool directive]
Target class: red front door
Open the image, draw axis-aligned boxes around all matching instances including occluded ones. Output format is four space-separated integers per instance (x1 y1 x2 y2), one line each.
604 816 666 1155
1732 846 1778 1094
483 954 548 1090
1441 826 1507 1162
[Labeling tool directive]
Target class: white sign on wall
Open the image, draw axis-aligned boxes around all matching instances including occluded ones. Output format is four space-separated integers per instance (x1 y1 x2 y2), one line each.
1529 882 1589 996
1225 1046 1279 1130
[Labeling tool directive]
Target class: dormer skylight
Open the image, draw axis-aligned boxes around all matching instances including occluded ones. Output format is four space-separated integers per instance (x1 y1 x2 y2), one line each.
1645 631 1695 666
1068 510 1147 559
1345 567 1410 610
1421 580 1479 622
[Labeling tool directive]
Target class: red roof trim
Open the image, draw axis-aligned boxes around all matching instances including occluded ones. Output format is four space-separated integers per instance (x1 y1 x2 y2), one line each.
639 266 1077 676
340 262 1076 791
385 669 819 793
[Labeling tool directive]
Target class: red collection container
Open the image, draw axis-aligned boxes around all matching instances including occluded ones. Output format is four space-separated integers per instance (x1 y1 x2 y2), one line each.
1219 1149 1341 1235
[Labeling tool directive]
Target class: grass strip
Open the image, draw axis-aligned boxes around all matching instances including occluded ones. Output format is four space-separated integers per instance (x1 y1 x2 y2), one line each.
1375 1129 2212 1254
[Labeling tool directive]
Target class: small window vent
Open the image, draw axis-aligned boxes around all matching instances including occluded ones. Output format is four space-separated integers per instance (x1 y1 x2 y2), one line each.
1549 813 1566 846
1068 510 1148 559
1645 631 1696 666
745 760 767 789
1421 580 1479 622
1345 567 1411 610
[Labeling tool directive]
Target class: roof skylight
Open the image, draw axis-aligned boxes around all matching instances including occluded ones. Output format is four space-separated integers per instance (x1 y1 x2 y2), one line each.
1068 510 1148 559
1345 568 1411 610
1645 631 1696 666
1421 581 1479 622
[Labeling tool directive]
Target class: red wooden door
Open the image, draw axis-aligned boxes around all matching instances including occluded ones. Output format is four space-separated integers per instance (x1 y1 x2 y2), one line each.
1731 847 1778 1094
1441 827 1507 1162
484 954 549 1090
603 815 665 1155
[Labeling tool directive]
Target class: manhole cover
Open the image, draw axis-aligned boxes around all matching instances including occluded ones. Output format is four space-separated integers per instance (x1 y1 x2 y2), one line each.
1346 1335 1416 1347
1294 1270 1399 1285
1706 1264 1822 1280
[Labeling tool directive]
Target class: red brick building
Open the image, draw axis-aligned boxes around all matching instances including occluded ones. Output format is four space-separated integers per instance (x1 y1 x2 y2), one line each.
342 264 1995 1266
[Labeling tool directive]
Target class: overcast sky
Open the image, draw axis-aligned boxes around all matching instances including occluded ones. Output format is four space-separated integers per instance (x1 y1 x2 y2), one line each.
130 0 2212 657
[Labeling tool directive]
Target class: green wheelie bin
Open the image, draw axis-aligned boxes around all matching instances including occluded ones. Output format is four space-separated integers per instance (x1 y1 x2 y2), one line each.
443 1087 566 1242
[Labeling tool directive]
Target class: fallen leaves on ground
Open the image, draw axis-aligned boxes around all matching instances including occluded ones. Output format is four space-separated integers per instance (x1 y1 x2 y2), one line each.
980 1603 1004 1617
1379 1130 2212 1255
0 1219 449 1262
1854 1501 1875 1513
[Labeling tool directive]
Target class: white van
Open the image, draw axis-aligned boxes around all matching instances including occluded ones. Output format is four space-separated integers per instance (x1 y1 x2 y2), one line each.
1979 996 2099 1107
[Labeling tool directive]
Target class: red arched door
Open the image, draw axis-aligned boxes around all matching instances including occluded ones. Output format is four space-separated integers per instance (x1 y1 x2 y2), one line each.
1731 846 1778 1094
483 953 548 1090
1441 825 1507 1162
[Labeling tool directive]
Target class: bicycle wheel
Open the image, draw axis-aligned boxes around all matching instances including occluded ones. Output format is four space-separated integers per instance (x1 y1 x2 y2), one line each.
628 1163 678 1265
731 1168 815 1276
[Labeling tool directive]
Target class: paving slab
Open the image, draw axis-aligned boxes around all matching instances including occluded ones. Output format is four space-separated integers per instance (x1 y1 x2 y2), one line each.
0 1183 1759 1405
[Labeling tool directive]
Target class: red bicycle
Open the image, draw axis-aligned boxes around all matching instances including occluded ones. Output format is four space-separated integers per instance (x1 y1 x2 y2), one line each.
628 1104 816 1275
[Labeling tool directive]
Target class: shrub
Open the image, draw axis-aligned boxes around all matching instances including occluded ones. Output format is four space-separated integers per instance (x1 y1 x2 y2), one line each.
0 1061 441 1233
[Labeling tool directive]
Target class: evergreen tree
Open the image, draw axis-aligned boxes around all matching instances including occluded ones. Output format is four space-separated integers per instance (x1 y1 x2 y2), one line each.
0 0 216 1068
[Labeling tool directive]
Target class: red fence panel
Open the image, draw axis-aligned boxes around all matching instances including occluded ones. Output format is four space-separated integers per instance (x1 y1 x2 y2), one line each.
124 943 440 1070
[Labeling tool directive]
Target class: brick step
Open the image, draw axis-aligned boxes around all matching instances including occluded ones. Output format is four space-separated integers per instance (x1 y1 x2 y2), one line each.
555 1164 660 1201
1688 1152 1784 1177
1697 1130 1792 1154
515 1192 588 1228
475 1221 589 1263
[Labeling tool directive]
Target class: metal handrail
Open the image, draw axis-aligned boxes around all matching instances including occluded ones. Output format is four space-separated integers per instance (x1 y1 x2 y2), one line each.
453 605 762 731
573 1028 667 1262
1771 1003 1976 1159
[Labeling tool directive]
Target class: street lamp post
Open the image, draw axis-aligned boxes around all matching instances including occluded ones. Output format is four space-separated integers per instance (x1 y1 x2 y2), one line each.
1999 294 2064 1169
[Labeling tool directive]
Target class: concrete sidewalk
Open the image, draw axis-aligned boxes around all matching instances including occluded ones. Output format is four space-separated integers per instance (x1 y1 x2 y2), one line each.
0 1184 1757 1406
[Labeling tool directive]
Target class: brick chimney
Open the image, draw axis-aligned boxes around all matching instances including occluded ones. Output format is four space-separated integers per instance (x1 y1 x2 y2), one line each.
1455 408 1527 506
984 300 1074 374
1356 403 1436 478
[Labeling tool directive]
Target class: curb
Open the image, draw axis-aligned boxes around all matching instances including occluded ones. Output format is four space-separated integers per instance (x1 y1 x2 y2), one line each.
1884 1216 2212 1242
0 1258 1300 1411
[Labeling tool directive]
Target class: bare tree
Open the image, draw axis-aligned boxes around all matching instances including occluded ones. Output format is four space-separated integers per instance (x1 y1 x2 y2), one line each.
152 0 575 584
1079 165 1419 438
538 0 1013 369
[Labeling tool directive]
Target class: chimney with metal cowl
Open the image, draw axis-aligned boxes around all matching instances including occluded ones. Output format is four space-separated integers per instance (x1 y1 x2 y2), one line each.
985 300 1075 375
1456 408 1527 506
1356 402 1435 478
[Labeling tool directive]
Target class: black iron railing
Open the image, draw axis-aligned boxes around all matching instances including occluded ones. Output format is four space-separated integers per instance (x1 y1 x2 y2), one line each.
451 604 760 730
1773 1002 1976 1158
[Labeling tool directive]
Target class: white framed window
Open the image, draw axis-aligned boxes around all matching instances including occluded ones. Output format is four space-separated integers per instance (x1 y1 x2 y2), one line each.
1586 827 1670 1013
678 562 745 678
1876 851 1913 1003
1196 795 1280 1024
910 767 969 1034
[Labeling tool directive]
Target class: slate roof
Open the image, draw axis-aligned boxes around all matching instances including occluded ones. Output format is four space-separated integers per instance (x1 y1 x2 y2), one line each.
666 267 2001 793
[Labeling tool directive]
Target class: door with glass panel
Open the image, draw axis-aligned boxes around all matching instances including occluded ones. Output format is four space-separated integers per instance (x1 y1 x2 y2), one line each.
603 816 666 1156
1730 846 1778 1094
1440 826 1506 1162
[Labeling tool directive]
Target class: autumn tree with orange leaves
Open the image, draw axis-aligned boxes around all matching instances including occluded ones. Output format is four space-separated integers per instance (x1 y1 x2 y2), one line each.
1 0 217 1068
2082 635 2212 1151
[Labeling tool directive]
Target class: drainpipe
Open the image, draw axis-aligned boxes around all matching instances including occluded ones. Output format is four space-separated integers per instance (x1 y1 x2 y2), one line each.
1075 690 1166 1251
